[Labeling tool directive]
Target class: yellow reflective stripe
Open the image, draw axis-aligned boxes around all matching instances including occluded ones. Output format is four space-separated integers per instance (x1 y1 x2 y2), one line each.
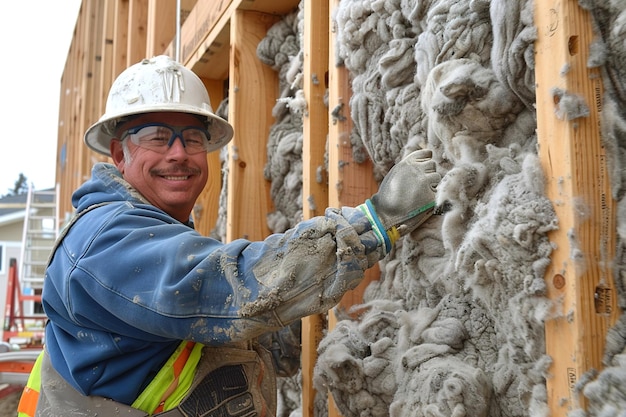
132 341 203 414
17 350 45 417
161 342 203 411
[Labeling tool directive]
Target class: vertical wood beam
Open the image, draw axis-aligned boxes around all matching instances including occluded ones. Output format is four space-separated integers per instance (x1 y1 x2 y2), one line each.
58 5 82 221
226 10 279 242
194 79 227 236
57 0 99 217
127 0 148 65
327 0 379 317
302 0 330 220
113 0 130 78
87 1 106 129
98 0 116 118
326 0 379 416
146 0 177 57
301 1 330 417
534 1 620 414
79 0 98 190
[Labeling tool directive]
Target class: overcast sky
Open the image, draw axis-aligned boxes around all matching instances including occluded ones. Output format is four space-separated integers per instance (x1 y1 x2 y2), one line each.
0 1 82 195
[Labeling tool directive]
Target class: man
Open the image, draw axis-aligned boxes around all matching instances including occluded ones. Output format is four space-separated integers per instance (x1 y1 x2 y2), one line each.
18 55 440 416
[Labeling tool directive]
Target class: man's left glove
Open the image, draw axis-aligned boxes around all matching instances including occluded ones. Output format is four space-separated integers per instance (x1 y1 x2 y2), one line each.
358 149 441 254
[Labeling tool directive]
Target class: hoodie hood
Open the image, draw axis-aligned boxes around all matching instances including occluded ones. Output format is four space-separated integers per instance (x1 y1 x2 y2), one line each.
72 163 151 214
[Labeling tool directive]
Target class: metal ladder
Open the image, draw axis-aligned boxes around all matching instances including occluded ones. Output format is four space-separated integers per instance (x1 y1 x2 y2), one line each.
17 185 59 322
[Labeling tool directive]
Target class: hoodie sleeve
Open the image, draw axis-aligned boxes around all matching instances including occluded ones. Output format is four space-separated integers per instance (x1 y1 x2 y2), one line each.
45 202 384 345
236 206 383 326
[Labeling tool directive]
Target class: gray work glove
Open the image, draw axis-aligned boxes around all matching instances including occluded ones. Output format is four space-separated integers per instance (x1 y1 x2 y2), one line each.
358 149 440 253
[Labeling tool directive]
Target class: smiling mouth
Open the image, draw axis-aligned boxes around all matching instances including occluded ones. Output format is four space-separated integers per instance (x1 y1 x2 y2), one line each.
152 165 201 180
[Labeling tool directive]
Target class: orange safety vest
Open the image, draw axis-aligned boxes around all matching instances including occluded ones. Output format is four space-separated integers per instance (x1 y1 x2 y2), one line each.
17 341 201 417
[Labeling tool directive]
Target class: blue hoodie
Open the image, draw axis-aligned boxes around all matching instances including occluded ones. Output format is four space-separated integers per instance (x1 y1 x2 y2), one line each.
42 163 383 405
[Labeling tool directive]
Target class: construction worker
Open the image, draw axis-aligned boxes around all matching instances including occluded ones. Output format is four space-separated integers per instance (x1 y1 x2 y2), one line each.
17 55 441 417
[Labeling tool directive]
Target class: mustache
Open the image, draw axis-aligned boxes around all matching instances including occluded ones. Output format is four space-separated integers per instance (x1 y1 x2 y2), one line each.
150 165 202 176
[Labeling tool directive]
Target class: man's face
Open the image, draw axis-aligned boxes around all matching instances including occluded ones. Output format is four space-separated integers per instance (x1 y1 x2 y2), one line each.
110 112 210 222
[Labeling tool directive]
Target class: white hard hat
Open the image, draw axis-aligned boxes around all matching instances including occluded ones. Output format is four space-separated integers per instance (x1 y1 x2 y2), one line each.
84 55 233 156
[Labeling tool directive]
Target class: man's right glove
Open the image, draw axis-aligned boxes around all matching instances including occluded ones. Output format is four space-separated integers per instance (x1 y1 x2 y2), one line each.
358 149 441 254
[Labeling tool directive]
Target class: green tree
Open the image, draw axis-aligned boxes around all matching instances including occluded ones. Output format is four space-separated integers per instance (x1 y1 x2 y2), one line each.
5 173 30 196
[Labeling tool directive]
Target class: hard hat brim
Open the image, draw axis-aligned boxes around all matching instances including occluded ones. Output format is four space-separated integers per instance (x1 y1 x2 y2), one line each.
84 106 234 156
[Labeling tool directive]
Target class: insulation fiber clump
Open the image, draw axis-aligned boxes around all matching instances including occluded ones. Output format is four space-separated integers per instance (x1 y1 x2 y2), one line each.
252 0 626 416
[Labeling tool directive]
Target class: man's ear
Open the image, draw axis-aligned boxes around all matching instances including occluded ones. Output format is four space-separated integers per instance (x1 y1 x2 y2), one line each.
110 140 126 172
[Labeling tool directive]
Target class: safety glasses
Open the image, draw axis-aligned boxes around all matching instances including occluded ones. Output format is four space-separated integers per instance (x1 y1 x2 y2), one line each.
120 123 212 154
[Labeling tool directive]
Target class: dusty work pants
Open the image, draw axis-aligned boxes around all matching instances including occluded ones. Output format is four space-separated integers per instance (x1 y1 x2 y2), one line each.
35 343 277 417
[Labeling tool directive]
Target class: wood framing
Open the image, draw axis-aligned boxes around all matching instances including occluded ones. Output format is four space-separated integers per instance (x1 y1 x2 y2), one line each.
301 1 330 415
327 0 379 315
55 1 622 416
534 0 620 414
127 0 148 65
146 0 177 58
179 0 232 75
98 0 116 117
193 78 227 236
225 10 279 242
323 3 380 417
112 0 130 78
